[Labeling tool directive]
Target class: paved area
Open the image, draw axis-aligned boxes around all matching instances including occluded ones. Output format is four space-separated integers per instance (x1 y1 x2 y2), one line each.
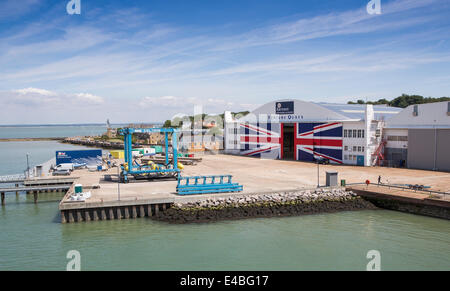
59 154 450 209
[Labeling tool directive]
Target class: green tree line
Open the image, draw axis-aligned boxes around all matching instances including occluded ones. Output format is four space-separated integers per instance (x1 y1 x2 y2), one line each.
348 94 450 108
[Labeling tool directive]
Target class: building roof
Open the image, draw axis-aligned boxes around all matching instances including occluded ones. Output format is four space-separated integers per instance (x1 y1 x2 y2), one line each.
232 99 402 123
318 103 402 121
386 101 450 129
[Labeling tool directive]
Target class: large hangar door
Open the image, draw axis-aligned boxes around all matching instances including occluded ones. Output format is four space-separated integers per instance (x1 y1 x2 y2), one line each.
436 129 450 171
407 129 435 170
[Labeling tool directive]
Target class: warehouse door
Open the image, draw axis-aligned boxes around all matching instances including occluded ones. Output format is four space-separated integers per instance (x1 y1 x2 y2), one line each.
282 124 295 160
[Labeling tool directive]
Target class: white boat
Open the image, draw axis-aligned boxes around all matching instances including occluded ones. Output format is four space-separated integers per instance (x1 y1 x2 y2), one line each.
69 191 91 202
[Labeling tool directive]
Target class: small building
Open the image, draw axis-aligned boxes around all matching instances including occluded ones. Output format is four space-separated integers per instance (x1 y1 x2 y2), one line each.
179 129 223 152
384 101 450 171
224 99 402 166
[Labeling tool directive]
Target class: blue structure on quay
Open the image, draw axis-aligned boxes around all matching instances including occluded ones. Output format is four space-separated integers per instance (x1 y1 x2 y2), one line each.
118 127 179 183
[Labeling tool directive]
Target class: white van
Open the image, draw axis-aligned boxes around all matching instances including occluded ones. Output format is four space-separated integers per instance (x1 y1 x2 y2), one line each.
54 163 74 171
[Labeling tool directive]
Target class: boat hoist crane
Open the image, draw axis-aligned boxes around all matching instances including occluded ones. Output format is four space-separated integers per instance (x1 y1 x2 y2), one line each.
118 127 180 183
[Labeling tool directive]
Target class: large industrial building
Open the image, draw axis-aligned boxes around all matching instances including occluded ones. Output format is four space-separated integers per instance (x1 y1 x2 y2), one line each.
384 101 450 171
224 99 402 166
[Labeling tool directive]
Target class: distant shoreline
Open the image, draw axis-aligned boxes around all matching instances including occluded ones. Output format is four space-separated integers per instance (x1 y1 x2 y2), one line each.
0 137 65 142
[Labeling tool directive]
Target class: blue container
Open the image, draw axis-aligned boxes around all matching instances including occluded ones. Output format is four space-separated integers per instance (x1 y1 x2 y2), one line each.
97 165 102 171
56 150 102 165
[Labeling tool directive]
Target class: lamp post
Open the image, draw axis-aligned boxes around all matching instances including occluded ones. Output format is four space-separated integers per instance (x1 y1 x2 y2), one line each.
26 153 30 179
317 159 320 188
117 166 121 201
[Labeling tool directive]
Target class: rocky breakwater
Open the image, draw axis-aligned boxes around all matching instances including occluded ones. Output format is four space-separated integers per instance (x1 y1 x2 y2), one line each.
154 188 377 223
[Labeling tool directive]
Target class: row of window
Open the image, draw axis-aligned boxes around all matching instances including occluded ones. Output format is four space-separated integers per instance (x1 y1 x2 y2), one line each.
387 135 408 141
344 145 364 152
344 155 360 161
343 129 365 138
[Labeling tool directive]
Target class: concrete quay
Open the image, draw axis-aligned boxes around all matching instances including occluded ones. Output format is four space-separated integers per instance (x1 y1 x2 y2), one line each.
58 154 450 223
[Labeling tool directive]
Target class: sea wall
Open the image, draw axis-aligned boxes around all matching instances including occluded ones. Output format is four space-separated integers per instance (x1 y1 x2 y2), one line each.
154 188 377 223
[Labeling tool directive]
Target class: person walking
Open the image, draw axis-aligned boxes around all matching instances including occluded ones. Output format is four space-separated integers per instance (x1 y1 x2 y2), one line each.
378 175 381 184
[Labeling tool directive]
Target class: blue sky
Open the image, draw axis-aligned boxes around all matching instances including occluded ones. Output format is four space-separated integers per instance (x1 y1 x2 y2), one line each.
1 0 450 124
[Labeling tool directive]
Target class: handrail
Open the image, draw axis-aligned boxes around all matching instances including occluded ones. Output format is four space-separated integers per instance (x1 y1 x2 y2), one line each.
346 182 449 196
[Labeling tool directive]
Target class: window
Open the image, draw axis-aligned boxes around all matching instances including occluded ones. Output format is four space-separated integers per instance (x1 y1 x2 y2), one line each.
362 130 365 138
358 146 361 152
398 136 408 141
357 130 362 138
387 136 398 141
344 155 348 160
413 105 418 116
353 146 357 152
362 146 365 152
344 130 347 138
344 146 348 151
353 130 357 138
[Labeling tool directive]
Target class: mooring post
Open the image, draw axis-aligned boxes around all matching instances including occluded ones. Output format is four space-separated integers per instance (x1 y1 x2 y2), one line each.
1 192 5 205
33 191 38 203
61 211 67 224
15 184 19 196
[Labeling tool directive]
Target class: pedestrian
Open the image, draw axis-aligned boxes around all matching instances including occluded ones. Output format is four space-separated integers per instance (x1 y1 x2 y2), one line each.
378 175 381 184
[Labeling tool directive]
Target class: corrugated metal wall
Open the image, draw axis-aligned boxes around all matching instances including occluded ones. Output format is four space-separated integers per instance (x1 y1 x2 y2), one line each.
408 129 450 172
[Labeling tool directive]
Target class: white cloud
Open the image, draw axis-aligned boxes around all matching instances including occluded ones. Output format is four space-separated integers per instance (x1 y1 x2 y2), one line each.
0 88 105 107
74 93 104 105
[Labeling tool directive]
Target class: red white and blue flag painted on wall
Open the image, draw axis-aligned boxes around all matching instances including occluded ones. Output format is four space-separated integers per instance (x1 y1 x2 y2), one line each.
295 122 343 164
240 123 281 159
239 122 343 164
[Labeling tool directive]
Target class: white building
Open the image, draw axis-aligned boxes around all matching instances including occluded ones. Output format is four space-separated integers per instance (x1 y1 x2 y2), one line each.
384 101 450 171
224 99 401 166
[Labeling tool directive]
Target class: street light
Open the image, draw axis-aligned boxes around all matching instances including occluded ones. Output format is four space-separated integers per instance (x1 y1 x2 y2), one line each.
26 153 30 178
317 158 320 188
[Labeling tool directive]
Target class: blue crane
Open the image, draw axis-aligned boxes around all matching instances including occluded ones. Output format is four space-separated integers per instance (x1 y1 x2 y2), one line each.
118 127 180 183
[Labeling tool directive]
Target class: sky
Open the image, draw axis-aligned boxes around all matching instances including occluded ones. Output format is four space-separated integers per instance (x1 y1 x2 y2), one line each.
1 0 450 124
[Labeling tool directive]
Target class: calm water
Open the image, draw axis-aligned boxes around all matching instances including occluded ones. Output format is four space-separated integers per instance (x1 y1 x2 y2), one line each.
0 125 109 139
0 127 449 270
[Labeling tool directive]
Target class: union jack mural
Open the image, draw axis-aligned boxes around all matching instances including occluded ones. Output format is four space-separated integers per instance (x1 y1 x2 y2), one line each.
295 122 343 164
240 122 281 159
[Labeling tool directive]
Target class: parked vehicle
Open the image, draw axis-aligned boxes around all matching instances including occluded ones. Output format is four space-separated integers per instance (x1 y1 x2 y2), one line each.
53 163 74 171
52 169 71 176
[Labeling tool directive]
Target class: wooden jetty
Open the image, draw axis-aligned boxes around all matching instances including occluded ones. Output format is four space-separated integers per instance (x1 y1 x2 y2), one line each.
0 177 77 205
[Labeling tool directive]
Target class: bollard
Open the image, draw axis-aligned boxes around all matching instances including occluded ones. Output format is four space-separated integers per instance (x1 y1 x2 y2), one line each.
1 192 5 205
148 205 153 217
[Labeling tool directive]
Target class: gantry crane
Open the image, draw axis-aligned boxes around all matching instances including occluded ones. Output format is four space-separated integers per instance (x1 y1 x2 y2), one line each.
118 127 179 183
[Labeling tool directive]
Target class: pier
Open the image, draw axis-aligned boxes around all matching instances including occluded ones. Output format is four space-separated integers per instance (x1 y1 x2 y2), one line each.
346 184 450 219
58 154 450 223
0 177 77 205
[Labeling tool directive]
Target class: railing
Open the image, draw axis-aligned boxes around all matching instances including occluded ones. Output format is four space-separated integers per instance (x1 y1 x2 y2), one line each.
0 174 26 183
346 182 449 197
177 175 243 195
